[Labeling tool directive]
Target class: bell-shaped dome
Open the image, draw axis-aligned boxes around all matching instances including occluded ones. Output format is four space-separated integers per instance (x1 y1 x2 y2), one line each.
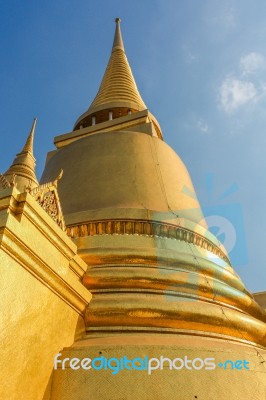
41 129 206 228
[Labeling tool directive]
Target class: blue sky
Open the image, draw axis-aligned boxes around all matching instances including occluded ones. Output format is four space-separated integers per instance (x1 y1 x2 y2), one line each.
1 0 266 292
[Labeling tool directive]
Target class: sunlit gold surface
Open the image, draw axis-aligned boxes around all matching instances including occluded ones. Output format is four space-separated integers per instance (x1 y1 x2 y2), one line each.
0 187 91 400
1 17 265 400
41 117 266 346
66 218 229 262
55 109 163 148
73 19 146 131
41 17 266 399
41 131 205 222
50 335 266 400
40 18 266 352
73 19 162 140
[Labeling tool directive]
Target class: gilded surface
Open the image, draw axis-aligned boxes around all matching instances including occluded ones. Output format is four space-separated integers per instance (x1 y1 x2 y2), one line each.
31 171 66 230
3 118 39 191
40 20 266 354
50 338 266 400
67 218 229 262
1 18 265 400
0 187 91 400
74 19 147 130
0 173 11 188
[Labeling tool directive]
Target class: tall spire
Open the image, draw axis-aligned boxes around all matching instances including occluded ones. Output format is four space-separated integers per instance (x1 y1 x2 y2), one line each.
74 18 147 130
112 18 124 51
4 118 39 191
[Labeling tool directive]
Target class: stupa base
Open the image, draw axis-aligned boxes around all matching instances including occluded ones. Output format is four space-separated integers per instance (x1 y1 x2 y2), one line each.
49 333 266 400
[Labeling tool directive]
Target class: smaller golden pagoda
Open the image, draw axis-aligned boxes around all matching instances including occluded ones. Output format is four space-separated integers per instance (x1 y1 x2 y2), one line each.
3 118 39 190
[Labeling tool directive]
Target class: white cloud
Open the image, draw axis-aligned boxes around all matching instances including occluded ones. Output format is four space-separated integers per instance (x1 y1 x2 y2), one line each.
219 77 257 113
218 51 266 113
197 119 210 133
240 52 265 76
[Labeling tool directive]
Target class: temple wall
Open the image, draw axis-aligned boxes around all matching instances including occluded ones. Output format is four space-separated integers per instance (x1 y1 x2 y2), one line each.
0 187 91 400
254 292 266 310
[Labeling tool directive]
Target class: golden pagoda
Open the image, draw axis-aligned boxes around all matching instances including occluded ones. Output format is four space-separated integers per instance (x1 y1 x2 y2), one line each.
0 18 265 400
3 118 39 191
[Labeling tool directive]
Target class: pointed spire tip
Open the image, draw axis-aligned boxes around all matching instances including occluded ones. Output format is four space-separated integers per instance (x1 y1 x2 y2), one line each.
112 17 124 52
22 117 37 154
3 118 39 189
